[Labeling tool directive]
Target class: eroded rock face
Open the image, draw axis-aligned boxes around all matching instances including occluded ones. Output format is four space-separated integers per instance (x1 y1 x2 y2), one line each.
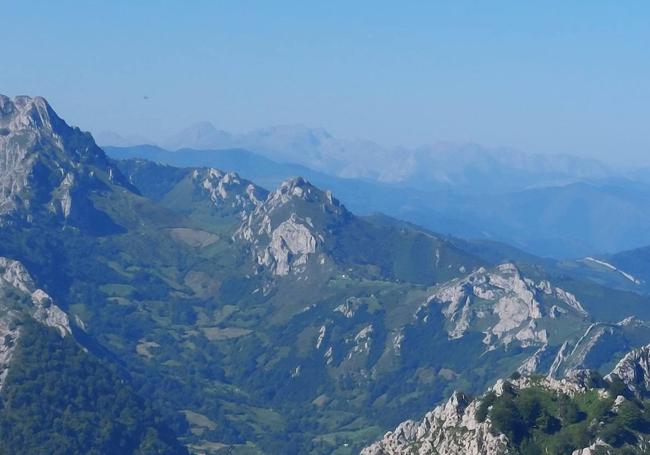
0 319 19 390
361 391 510 455
0 256 72 389
418 263 588 352
361 373 607 455
606 344 650 395
0 257 71 337
546 318 650 379
0 95 48 215
261 215 317 275
192 168 266 216
571 441 610 455
237 177 346 276
0 94 131 225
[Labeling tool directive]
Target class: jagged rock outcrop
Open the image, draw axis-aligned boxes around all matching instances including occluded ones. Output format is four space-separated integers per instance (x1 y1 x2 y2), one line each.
361 391 510 455
361 371 625 454
418 263 588 352
237 177 347 276
0 94 133 226
0 256 71 389
606 344 650 396
192 168 266 216
0 257 71 336
546 318 650 379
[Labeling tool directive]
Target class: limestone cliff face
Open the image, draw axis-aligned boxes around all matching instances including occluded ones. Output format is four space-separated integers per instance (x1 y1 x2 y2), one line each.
237 177 347 276
362 373 598 455
547 317 650 379
361 347 650 455
0 95 133 226
417 263 589 358
361 391 510 455
606 344 650 396
191 167 267 216
0 256 72 389
360 372 629 455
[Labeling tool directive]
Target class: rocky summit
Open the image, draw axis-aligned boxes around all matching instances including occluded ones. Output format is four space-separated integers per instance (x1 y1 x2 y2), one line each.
0 95 133 229
362 357 650 455
2 95 650 454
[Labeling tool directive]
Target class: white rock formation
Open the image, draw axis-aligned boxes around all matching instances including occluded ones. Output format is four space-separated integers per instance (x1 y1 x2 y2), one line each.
193 168 265 216
335 297 364 318
0 257 72 389
0 319 19 390
361 391 510 455
362 374 600 455
347 324 374 359
571 440 611 455
316 325 327 349
606 343 650 395
420 263 587 352
261 215 317 276
0 257 71 336
0 95 130 223
237 177 345 276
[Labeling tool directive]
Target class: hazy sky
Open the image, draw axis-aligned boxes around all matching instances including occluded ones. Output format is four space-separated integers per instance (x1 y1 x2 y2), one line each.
4 1 650 165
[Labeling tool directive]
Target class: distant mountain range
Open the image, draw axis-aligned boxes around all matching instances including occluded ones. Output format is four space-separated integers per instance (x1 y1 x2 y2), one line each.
97 122 613 193
104 141 650 258
6 95 650 453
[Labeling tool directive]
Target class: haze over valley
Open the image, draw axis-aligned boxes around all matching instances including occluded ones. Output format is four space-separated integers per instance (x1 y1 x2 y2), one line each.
101 124 650 259
4 2 650 454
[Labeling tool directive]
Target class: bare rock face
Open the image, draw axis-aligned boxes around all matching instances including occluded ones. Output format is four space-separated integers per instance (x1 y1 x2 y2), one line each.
192 168 266 216
546 318 650 379
0 256 71 389
418 263 588 353
0 95 52 215
237 177 347 276
361 373 606 455
571 440 614 455
262 215 317 275
361 391 510 455
0 257 71 337
0 319 19 390
362 341 650 455
0 94 132 225
606 344 650 396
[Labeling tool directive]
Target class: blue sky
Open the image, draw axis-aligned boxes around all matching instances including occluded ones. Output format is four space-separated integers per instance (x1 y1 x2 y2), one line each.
4 1 650 164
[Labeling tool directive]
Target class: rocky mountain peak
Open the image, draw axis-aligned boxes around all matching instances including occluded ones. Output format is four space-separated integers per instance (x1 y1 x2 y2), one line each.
236 178 349 276
419 263 589 355
268 176 343 211
361 387 509 455
191 167 267 216
606 344 650 396
0 94 134 224
0 95 62 134
362 365 646 455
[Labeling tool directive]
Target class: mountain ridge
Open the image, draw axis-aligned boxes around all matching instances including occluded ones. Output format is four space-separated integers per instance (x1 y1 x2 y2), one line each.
4 95 650 453
105 144 650 258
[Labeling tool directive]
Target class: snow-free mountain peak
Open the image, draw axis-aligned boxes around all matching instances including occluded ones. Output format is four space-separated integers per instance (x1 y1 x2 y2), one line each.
163 121 232 151
0 94 134 227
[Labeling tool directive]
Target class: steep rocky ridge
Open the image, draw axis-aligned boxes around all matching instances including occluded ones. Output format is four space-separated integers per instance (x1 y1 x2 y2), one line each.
606 343 650 397
7 96 650 453
362 362 650 455
237 177 346 276
0 256 71 389
0 95 134 231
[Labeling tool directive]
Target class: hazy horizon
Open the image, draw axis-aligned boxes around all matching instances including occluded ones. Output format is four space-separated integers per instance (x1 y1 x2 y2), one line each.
89 119 629 171
5 1 650 165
